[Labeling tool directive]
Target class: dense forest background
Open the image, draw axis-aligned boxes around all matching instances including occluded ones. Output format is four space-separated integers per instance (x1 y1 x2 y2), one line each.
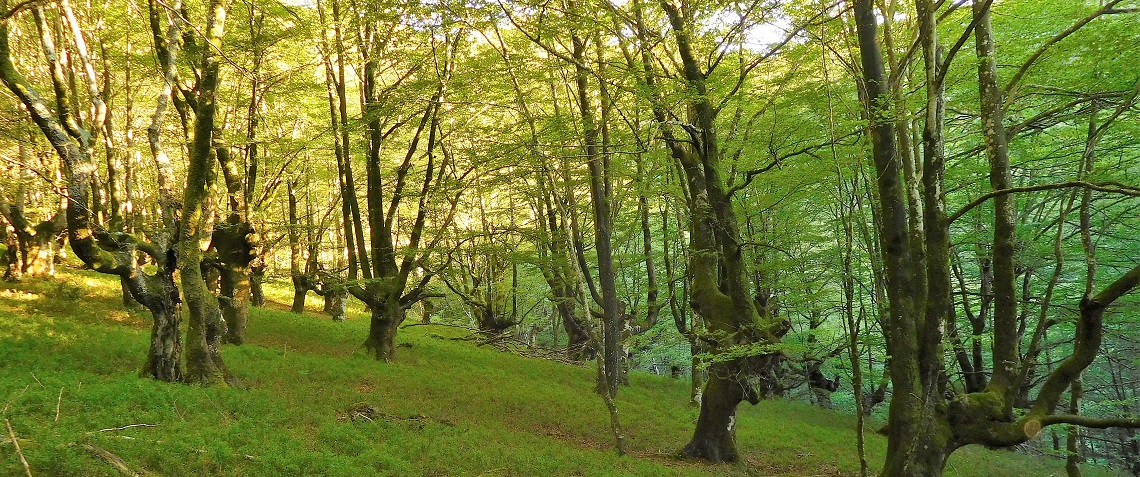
1 0 1138 475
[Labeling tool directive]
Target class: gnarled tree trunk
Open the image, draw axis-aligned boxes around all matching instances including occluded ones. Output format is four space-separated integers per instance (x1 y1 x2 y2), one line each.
363 297 404 361
179 0 232 385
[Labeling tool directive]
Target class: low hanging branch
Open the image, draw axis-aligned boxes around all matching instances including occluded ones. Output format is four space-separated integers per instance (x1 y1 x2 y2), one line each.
1039 414 1140 429
948 180 1140 223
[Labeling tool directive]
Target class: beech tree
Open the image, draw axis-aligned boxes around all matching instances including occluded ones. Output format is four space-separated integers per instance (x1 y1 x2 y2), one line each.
854 0 1140 474
0 0 189 381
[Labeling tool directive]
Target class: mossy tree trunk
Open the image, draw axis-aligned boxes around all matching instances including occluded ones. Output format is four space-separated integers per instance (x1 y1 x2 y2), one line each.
138 267 183 381
214 142 257 345
362 294 404 361
339 11 461 361
681 365 746 462
617 0 790 462
214 213 255 345
0 0 187 381
179 0 232 385
854 1 1140 474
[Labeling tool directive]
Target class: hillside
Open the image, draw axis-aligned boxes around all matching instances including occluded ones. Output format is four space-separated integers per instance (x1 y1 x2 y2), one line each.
0 269 1122 476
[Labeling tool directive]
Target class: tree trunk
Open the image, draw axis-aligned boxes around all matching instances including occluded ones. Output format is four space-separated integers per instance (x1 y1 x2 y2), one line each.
291 275 308 313
142 291 183 381
182 269 229 385
879 426 953 477
558 298 592 360
420 299 434 324
326 287 346 322
1 227 17 281
120 275 141 309
690 354 704 407
363 302 403 361
681 367 745 462
180 0 232 386
250 265 265 307
219 265 250 345
1066 377 1084 477
287 179 308 314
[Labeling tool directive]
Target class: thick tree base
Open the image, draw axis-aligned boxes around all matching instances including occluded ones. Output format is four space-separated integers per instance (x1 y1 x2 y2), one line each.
880 409 955 477
220 267 250 345
879 449 951 477
142 308 183 382
681 369 745 463
363 305 403 361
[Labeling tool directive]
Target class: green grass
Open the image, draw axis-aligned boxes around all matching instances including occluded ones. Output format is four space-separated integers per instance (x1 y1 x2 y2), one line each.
0 268 1124 476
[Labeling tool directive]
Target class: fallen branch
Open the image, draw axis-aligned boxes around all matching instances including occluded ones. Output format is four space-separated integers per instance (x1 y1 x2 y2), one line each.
91 424 159 434
427 329 587 366
4 419 32 477
54 388 63 422
81 443 141 477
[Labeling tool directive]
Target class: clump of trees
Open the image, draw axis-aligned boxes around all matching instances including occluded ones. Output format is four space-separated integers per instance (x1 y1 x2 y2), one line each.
2 0 1139 474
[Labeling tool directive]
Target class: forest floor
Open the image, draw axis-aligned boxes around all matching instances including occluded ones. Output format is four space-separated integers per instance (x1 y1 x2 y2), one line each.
0 267 1124 476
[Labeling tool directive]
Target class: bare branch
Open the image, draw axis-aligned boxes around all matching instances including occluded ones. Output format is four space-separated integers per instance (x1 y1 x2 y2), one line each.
1003 0 1126 101
4 419 32 477
949 181 1140 223
1039 413 1140 429
0 0 47 24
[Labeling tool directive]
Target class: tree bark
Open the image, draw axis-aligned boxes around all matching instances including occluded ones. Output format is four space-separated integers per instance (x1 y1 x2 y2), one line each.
0 0 187 382
363 299 404 361
180 0 232 385
219 262 251 345
572 32 621 398
681 367 745 462
140 276 183 381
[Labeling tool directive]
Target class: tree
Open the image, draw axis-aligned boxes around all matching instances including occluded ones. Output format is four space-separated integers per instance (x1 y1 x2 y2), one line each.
853 0 1140 474
178 0 233 385
0 0 185 381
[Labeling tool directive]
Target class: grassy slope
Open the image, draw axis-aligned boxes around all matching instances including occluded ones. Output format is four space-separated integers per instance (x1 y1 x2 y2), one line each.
0 269 1122 476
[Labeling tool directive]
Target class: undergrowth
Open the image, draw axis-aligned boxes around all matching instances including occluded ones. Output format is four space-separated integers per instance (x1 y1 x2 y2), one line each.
0 268 1123 476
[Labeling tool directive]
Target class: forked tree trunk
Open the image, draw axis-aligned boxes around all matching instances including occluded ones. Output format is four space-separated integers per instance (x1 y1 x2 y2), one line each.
180 0 232 385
